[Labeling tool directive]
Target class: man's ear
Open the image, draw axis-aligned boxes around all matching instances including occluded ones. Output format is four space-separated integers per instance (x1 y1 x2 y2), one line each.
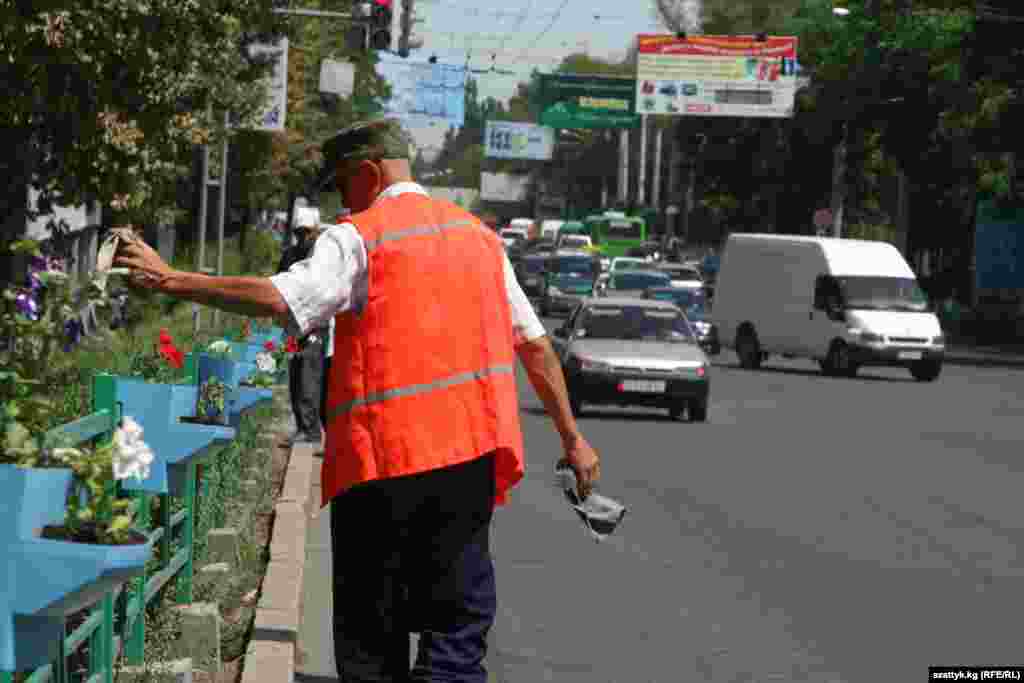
356 159 384 194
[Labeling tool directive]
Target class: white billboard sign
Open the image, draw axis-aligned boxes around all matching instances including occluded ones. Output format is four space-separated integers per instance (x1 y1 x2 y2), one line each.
247 38 289 131
320 58 355 96
636 34 798 118
480 173 531 202
484 121 555 161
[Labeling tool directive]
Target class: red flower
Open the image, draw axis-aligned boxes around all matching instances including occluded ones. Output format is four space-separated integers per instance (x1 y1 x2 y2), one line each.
264 340 276 351
159 343 184 369
285 336 300 354
159 328 173 345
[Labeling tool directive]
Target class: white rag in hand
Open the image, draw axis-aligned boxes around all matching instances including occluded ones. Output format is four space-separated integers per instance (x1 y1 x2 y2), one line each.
555 463 627 543
95 226 139 293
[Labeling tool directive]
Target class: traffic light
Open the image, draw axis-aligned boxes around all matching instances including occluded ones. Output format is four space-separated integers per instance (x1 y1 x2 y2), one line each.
370 0 393 51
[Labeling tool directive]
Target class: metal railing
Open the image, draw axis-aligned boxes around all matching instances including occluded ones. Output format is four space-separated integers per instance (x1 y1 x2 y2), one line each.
0 380 214 683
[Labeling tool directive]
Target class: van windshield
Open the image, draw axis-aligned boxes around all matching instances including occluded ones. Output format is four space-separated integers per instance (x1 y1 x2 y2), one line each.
838 276 930 312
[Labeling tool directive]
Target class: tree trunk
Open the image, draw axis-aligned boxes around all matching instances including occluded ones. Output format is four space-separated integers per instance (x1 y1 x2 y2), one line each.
894 167 911 254
0 137 37 285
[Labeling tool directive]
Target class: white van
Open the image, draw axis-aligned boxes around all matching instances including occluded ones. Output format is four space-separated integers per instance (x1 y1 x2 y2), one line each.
712 234 945 381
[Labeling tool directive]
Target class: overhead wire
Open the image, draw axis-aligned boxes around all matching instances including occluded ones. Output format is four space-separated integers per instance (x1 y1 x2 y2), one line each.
513 0 571 63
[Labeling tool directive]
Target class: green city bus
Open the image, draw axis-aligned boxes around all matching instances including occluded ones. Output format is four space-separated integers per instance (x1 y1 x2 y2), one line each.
583 211 647 258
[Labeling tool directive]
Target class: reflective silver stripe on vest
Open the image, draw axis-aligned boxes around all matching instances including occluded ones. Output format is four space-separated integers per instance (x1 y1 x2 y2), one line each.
327 363 514 421
363 218 476 251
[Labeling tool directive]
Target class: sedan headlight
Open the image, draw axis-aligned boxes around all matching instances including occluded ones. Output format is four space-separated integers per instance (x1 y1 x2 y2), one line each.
849 328 885 343
575 356 611 372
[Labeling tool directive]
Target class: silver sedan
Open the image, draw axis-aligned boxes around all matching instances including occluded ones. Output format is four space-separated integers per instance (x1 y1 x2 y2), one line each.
550 297 711 421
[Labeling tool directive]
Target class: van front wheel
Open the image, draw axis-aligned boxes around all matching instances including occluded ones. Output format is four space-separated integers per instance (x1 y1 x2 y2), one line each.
910 360 942 382
736 329 762 370
822 341 859 377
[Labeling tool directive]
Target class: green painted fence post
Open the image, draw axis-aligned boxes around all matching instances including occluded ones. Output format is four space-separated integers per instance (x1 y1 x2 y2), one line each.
124 491 150 665
159 492 172 587
175 461 197 604
100 594 114 683
90 375 118 683
54 630 67 683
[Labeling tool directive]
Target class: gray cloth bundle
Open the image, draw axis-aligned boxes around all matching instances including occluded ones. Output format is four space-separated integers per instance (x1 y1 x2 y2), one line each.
555 463 627 543
94 226 138 293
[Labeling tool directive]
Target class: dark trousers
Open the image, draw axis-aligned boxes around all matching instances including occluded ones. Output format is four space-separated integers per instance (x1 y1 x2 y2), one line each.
288 336 324 437
321 355 332 431
330 454 497 683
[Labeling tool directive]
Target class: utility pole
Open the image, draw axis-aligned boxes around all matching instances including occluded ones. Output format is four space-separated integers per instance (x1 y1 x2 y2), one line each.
830 0 882 238
195 138 210 334
214 110 229 327
637 115 648 206
617 130 629 205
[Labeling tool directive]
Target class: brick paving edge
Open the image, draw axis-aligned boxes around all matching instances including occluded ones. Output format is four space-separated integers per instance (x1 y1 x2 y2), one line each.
241 441 318 683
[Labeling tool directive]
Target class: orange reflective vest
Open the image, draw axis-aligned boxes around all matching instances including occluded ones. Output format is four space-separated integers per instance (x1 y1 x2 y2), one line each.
321 192 526 508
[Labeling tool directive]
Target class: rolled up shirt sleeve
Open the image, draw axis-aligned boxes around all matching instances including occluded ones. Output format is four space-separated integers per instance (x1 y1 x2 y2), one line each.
269 224 367 337
503 252 546 345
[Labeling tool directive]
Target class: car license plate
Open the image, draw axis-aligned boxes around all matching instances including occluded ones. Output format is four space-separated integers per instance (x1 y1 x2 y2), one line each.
898 351 923 360
622 379 666 393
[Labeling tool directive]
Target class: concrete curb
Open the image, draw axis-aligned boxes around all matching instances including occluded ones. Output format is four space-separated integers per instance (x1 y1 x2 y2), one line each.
943 352 1024 369
241 441 318 683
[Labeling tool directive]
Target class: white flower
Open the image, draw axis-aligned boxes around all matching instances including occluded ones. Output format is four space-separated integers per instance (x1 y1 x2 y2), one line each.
255 352 276 373
51 447 83 463
112 416 154 481
207 340 231 354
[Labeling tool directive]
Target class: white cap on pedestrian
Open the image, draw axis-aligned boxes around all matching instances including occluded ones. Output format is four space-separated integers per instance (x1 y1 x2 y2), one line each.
293 207 321 229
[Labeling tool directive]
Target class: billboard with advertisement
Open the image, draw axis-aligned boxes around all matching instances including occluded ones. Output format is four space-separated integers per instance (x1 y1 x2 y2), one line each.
635 34 798 118
480 173 531 202
484 121 554 160
536 74 639 129
375 53 467 127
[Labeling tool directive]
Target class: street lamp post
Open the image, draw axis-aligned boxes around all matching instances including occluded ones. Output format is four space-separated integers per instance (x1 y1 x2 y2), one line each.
828 1 881 239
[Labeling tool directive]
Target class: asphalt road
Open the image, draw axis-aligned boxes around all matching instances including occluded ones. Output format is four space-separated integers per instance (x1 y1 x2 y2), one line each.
488 316 1024 683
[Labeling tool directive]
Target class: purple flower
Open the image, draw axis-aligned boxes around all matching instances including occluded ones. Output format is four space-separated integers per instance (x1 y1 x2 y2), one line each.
63 319 81 352
28 255 48 272
15 291 40 320
27 270 43 291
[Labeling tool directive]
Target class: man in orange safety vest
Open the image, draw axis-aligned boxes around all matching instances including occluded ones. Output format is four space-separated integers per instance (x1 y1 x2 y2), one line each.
114 117 600 683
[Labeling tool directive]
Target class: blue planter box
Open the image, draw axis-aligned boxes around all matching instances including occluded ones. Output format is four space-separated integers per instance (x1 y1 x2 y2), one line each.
0 465 152 671
198 354 272 418
110 378 235 496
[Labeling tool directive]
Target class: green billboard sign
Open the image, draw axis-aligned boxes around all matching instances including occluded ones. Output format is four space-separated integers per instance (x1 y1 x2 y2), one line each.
536 74 639 129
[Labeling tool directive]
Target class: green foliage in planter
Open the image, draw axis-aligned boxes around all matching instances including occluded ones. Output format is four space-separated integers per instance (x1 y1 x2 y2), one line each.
197 377 227 419
0 240 108 460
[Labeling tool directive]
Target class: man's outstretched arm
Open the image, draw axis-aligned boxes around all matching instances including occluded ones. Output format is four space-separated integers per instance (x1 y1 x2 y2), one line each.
515 335 601 497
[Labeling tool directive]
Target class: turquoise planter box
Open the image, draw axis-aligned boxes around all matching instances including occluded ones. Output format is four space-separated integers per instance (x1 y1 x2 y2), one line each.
111 377 235 496
197 354 271 420
0 465 152 671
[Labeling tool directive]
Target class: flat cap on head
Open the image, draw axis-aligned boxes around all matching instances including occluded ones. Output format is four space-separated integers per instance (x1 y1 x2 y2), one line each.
315 118 414 190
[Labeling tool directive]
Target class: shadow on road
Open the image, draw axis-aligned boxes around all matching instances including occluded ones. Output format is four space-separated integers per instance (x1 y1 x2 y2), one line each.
522 405 699 423
714 363 914 383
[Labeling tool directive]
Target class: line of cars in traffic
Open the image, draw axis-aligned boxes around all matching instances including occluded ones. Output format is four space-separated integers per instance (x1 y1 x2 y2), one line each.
510 231 948 423
510 239 718 422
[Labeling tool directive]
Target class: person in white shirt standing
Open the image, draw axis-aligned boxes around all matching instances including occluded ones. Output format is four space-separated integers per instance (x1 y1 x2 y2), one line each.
276 207 326 444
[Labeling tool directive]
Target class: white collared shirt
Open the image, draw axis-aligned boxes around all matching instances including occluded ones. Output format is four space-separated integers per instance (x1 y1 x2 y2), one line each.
270 182 546 345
